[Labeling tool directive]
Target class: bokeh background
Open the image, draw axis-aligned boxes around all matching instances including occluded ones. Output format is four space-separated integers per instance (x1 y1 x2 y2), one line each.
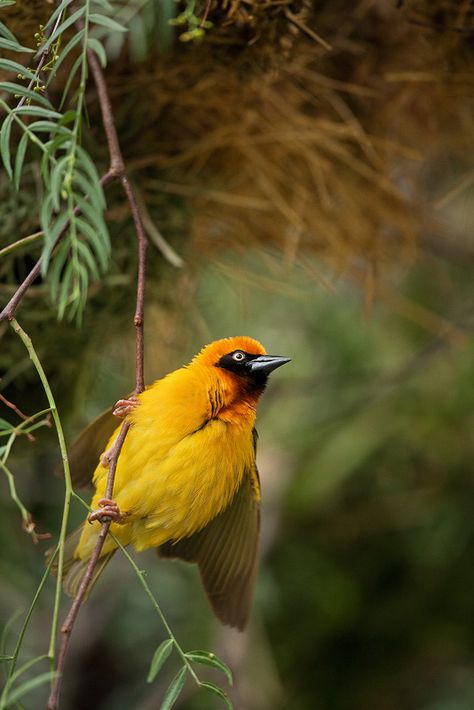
1 1 474 708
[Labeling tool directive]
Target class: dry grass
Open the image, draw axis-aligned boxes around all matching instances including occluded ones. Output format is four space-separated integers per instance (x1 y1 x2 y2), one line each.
2 0 473 290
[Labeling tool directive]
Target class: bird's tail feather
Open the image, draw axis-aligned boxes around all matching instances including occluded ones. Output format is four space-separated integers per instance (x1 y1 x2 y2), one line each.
46 525 116 599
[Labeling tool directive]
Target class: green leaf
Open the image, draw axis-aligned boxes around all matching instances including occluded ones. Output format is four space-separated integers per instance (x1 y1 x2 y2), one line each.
76 240 100 281
75 217 109 271
48 211 71 250
27 120 64 133
200 681 233 709
0 20 17 42
44 0 75 33
13 131 28 190
59 110 77 126
59 54 84 109
0 21 18 42
72 169 104 213
0 38 34 54
57 260 74 321
92 0 114 10
74 194 108 243
87 37 107 68
147 639 174 683
40 196 59 273
74 261 90 317
49 155 69 209
15 106 62 119
185 651 233 686
4 671 59 707
47 32 83 84
0 113 13 179
0 82 51 107
0 59 37 80
0 655 13 662
89 13 127 33
41 7 86 53
49 239 71 303
160 666 187 710
75 146 105 201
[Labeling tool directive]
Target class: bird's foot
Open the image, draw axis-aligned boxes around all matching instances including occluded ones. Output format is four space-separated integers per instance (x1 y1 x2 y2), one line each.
113 395 138 418
88 498 123 524
100 396 138 467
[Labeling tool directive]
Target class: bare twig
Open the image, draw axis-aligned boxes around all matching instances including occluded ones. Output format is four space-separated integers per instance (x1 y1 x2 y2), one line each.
0 392 32 424
86 47 148 388
135 190 184 268
0 392 36 441
46 47 147 710
284 9 332 51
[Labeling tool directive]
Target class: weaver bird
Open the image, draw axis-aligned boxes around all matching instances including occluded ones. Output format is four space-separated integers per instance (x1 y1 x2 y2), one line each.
58 336 290 629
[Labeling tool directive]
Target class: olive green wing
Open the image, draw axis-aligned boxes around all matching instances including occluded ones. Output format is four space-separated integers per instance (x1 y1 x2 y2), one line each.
159 463 261 630
65 407 119 488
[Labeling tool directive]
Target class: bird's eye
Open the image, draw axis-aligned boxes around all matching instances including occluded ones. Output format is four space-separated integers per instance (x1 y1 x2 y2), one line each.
232 351 246 362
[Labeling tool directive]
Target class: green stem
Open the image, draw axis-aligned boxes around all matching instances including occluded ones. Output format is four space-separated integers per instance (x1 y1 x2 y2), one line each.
0 459 30 525
111 535 202 687
62 0 91 193
0 550 58 709
0 99 57 163
0 408 52 527
0 417 51 439
0 408 52 446
9 319 73 664
0 231 44 259
72 492 201 688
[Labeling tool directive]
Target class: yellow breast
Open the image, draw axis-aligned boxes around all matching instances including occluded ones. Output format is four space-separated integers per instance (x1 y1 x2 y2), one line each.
77 363 257 559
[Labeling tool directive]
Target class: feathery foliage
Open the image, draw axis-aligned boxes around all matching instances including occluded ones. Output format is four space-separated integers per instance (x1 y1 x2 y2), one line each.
0 0 123 322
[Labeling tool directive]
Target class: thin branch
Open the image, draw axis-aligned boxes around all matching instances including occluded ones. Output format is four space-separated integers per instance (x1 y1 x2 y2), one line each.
0 406 52 535
72 493 202 687
46 47 148 710
48 422 129 710
8 318 73 684
284 8 332 51
0 392 32 424
135 190 184 268
87 48 148 388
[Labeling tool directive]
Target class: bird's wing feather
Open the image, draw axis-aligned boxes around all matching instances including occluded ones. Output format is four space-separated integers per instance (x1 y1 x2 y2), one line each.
159 465 260 630
66 407 119 488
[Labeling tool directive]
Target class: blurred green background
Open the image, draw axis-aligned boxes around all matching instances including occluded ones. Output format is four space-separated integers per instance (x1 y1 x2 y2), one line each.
1 243 474 709
1 1 474 708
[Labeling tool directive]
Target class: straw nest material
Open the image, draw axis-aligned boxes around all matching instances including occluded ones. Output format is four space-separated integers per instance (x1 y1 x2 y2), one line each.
2 0 474 287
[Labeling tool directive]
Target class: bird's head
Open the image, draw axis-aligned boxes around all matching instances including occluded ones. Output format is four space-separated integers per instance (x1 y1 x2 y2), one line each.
192 336 290 401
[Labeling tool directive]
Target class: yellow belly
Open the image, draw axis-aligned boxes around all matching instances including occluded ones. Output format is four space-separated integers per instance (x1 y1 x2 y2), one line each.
76 416 255 560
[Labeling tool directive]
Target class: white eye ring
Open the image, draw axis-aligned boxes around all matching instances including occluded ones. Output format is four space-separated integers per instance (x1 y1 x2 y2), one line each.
232 351 245 362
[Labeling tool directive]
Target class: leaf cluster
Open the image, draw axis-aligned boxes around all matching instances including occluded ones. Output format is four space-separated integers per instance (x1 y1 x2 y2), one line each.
0 0 126 322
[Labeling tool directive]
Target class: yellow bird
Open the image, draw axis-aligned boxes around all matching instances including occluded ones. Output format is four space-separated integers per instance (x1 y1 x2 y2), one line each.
60 336 290 629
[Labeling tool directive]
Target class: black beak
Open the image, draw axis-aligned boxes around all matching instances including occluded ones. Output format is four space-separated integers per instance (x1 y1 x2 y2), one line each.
247 355 291 375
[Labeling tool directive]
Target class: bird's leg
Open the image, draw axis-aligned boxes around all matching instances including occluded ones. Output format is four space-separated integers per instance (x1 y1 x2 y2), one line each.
88 498 124 524
113 394 138 418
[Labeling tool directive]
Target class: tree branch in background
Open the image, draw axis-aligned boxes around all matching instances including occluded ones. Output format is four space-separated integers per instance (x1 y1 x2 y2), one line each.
44 48 148 710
